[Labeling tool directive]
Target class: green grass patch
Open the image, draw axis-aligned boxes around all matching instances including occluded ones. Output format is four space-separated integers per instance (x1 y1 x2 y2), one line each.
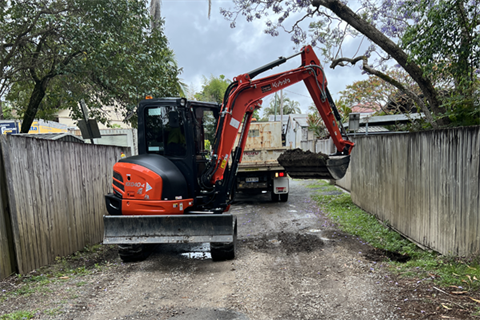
312 180 480 291
306 182 338 191
0 310 36 320
43 307 62 317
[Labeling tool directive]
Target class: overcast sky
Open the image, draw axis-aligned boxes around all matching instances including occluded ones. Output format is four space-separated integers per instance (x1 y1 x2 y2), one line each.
162 0 368 115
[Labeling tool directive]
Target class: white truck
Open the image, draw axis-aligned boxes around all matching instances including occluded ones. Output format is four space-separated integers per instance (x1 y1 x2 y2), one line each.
235 121 289 202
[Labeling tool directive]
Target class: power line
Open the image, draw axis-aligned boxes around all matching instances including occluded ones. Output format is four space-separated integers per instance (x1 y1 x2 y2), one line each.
283 89 312 99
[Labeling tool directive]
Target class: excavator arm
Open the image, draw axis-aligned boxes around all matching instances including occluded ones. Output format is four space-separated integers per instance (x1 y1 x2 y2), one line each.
202 45 354 187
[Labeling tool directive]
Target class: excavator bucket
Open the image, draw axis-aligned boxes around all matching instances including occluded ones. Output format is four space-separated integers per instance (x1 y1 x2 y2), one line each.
103 214 236 245
278 149 350 180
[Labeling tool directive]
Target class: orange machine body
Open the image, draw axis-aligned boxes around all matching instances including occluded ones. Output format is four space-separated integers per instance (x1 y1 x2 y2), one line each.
112 162 193 215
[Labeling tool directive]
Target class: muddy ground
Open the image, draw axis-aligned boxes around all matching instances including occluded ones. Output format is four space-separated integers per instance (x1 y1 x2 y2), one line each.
1 180 479 319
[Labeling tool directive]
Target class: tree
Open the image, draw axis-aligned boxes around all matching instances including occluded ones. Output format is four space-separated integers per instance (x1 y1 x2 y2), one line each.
194 74 231 104
261 92 301 119
308 98 352 139
194 75 231 142
1 0 181 132
402 0 480 125
307 105 327 139
221 0 480 128
338 69 421 114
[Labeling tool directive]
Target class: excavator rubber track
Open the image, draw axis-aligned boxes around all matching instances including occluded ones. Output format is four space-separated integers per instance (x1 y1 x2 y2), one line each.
278 149 350 180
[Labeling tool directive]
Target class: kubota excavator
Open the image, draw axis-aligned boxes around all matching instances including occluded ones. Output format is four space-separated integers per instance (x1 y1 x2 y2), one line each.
103 45 355 262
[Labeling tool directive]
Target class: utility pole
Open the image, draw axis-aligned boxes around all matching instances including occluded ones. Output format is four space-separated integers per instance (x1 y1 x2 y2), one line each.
274 92 277 121
280 89 284 125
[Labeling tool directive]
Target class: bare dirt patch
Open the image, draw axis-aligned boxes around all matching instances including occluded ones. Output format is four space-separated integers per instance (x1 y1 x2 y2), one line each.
1 180 480 319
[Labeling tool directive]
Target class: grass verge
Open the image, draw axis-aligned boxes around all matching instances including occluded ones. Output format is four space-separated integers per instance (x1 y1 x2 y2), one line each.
0 310 36 320
311 180 480 292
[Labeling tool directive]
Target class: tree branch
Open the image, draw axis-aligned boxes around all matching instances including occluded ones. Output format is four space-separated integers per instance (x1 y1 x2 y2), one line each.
313 0 447 126
330 55 438 128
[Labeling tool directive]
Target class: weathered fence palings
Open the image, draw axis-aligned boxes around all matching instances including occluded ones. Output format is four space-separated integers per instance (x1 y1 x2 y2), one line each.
0 138 16 280
351 126 480 256
0 135 128 277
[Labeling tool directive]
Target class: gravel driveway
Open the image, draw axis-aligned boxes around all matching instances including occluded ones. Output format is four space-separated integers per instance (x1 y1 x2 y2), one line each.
1 180 401 319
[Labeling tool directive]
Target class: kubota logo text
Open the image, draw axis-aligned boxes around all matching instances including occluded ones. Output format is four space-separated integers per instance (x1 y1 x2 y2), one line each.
272 78 291 88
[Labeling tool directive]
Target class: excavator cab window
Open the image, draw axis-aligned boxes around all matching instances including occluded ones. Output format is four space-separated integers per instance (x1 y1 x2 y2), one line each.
194 107 217 157
145 106 187 157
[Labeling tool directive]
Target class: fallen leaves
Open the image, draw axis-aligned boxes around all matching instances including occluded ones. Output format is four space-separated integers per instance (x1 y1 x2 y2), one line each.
450 291 467 295
469 297 480 304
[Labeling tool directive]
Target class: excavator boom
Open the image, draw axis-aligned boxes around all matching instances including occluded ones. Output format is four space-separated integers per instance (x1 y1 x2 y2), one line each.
204 45 354 186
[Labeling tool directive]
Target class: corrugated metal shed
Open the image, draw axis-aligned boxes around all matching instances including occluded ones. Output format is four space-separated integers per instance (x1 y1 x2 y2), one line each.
355 126 390 133
13 133 85 143
343 113 424 128
294 117 309 127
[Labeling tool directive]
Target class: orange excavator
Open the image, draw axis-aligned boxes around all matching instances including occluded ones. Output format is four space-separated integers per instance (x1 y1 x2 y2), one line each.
103 45 354 262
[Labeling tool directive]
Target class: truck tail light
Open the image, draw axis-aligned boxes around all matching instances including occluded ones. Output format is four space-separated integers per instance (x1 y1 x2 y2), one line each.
275 172 285 178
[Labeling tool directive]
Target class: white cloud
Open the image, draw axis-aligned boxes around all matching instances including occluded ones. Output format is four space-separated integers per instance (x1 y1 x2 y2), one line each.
162 1 367 113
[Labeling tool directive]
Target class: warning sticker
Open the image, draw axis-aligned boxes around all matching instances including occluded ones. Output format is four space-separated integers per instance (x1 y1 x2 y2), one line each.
220 159 227 169
146 182 152 192
229 118 240 129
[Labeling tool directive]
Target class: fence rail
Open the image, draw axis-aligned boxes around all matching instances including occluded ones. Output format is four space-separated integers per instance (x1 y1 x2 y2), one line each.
0 135 127 278
351 126 480 256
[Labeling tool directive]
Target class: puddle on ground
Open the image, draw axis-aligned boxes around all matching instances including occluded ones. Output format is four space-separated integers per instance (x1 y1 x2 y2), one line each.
307 229 330 241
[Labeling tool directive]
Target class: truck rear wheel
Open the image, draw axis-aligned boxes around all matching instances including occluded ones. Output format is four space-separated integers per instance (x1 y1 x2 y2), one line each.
271 191 279 202
271 191 289 202
118 244 154 262
210 218 237 261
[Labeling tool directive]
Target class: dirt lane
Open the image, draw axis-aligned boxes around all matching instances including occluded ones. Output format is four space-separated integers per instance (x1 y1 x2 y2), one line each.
1 180 400 320
72 180 398 320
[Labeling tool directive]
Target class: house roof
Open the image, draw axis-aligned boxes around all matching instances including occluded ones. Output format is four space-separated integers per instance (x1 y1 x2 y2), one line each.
343 113 424 127
284 114 309 131
355 126 390 133
350 103 381 114
293 117 309 127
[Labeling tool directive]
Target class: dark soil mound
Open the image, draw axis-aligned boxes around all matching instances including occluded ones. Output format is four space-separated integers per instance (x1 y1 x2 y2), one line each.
277 148 329 167
277 148 350 180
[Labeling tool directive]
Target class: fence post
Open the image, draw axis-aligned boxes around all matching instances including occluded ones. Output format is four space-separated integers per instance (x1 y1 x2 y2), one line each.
0 135 17 279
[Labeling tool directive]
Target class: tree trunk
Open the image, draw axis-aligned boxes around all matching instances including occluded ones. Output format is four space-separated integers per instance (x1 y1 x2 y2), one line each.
319 0 450 126
20 77 50 133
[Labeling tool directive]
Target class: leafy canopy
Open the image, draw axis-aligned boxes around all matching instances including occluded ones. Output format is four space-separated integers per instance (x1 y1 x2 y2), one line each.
261 92 301 119
221 0 480 128
1 0 181 131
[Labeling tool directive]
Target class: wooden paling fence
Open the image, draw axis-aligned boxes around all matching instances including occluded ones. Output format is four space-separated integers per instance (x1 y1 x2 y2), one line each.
0 135 128 279
351 126 480 256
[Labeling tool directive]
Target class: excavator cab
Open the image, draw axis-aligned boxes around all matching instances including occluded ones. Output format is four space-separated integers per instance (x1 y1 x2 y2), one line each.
103 98 238 262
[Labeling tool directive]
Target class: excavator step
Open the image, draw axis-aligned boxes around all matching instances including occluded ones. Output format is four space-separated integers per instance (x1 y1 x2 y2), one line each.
278 149 350 180
103 214 236 244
